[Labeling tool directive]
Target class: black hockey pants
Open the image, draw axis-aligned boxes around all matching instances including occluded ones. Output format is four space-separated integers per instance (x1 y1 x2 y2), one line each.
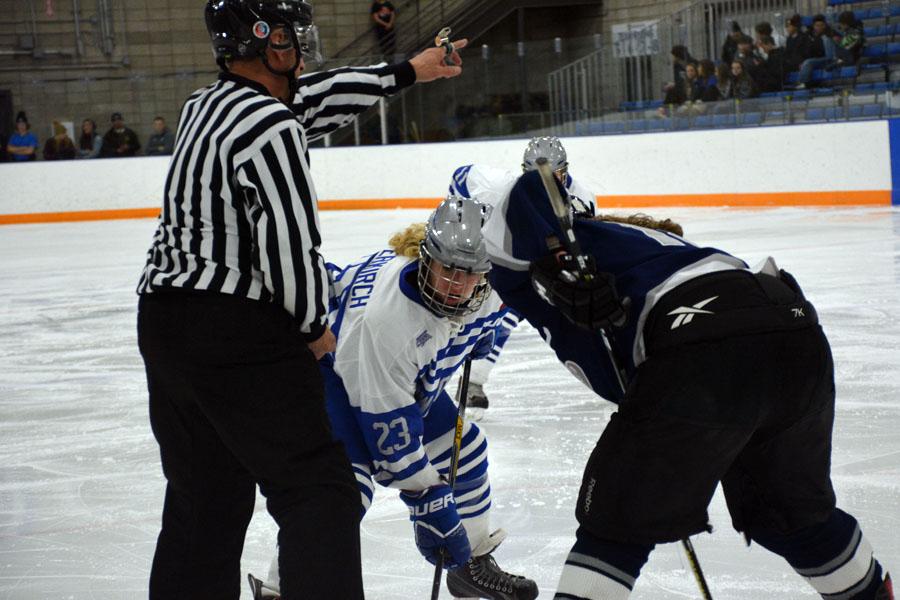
138 291 363 600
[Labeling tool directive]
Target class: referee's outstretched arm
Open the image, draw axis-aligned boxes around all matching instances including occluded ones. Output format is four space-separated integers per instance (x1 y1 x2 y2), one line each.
292 39 469 141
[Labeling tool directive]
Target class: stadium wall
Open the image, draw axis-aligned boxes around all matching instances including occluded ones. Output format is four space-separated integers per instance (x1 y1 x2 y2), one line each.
2 119 898 225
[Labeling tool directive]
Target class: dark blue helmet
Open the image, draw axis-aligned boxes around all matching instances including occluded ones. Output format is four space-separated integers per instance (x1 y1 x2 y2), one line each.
204 0 321 70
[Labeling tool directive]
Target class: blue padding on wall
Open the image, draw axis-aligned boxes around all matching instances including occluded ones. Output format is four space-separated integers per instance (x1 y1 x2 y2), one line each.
889 119 900 205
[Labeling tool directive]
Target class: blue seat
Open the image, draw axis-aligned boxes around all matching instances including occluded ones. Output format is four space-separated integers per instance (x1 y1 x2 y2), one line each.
694 115 714 128
873 82 892 93
862 8 882 20
888 43 900 56
742 112 763 126
849 105 863 119
787 89 811 99
813 87 835 96
863 104 883 117
839 66 858 78
604 121 625 134
628 119 647 132
855 83 875 93
759 91 780 98
647 119 669 131
806 107 825 121
786 71 800 84
892 6 900 17
864 45 887 58
713 114 736 128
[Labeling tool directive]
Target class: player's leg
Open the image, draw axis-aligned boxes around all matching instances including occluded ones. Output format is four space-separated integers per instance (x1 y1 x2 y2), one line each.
722 325 893 600
467 311 520 420
251 362 376 599
424 390 538 599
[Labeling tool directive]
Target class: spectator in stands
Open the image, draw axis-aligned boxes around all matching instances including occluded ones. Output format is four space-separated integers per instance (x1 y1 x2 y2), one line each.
7 111 38 162
77 118 102 159
370 0 396 58
43 121 76 161
697 59 721 102
795 12 863 88
100 112 141 158
752 35 785 93
670 45 694 87
663 58 698 107
730 60 758 99
734 35 759 71
755 21 785 49
784 14 811 74
832 10 865 66
722 21 744 65
716 62 733 99
146 116 175 156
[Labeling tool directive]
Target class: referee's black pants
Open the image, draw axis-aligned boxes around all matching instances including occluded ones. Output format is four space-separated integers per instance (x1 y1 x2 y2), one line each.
138 291 363 600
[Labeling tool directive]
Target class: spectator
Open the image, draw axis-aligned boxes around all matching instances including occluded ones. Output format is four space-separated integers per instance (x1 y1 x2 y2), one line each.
721 21 743 65
734 34 758 71
753 35 786 93
833 10 865 66
146 116 175 156
697 59 721 102
784 14 811 74
370 0 396 58
755 21 785 49
77 119 102 159
43 120 76 161
100 112 141 158
670 44 694 87
7 111 39 162
795 13 859 88
716 62 734 99
730 60 758 99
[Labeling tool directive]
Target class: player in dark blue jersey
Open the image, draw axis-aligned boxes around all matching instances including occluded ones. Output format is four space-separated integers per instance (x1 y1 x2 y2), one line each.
484 170 893 600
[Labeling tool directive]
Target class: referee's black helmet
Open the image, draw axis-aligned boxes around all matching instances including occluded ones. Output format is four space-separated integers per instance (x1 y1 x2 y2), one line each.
205 0 319 69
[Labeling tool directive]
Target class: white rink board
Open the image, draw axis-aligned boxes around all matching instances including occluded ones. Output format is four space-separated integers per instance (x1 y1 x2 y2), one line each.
0 119 892 216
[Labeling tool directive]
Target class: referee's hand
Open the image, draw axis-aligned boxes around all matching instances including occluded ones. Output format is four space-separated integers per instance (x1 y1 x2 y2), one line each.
410 38 468 83
308 326 336 360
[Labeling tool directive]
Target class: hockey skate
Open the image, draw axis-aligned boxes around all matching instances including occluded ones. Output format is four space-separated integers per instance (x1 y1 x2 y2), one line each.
247 573 280 600
465 382 489 422
446 541 538 600
877 573 894 600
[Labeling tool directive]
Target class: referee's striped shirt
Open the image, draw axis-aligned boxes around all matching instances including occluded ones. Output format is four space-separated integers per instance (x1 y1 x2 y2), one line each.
138 62 416 340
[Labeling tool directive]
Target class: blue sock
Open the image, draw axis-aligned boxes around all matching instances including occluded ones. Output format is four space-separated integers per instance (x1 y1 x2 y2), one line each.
554 526 654 600
753 508 884 599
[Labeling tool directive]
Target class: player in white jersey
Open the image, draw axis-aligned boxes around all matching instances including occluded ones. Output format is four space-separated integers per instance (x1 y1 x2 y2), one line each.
249 196 538 600
448 136 596 419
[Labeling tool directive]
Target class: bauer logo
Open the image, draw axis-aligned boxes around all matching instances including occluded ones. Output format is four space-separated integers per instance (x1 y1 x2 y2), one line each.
252 21 270 39
409 492 455 516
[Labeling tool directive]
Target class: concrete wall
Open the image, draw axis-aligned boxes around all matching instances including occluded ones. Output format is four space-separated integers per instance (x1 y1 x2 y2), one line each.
1 120 896 225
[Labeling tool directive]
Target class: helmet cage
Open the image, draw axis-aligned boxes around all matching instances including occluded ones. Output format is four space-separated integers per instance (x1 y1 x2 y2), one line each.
417 243 491 318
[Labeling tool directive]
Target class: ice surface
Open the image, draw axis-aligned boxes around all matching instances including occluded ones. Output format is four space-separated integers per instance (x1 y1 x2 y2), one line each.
1 207 898 599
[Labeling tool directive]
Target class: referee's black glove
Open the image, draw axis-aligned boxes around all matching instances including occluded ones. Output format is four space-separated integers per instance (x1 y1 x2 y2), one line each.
530 253 627 332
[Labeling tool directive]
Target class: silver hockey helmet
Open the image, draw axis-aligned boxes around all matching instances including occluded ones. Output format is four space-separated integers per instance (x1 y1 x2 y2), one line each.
522 136 569 181
418 195 492 318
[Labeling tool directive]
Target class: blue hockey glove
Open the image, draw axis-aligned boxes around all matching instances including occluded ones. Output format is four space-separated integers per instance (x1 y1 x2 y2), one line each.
470 328 496 360
400 485 471 569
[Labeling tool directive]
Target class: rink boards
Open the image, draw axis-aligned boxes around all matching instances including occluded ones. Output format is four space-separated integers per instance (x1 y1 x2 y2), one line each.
2 118 899 225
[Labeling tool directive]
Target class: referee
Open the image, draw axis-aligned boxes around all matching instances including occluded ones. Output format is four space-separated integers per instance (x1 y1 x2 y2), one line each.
136 1 466 598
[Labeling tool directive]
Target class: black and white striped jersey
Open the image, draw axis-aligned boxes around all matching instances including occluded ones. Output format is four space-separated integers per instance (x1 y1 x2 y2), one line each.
137 63 415 340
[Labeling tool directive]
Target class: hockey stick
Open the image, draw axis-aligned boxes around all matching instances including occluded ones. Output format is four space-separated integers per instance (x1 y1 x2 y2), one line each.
534 158 714 600
430 356 473 600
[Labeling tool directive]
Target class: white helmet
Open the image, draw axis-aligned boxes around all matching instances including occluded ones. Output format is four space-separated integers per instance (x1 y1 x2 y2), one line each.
522 136 568 179
418 195 492 318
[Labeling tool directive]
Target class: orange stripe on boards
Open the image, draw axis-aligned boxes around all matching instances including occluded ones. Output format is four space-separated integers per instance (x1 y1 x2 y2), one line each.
0 191 890 225
598 190 891 207
0 207 161 225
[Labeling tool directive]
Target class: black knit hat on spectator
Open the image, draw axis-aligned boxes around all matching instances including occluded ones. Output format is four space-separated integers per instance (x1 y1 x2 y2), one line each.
730 21 742 33
111 112 123 122
15 111 28 124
